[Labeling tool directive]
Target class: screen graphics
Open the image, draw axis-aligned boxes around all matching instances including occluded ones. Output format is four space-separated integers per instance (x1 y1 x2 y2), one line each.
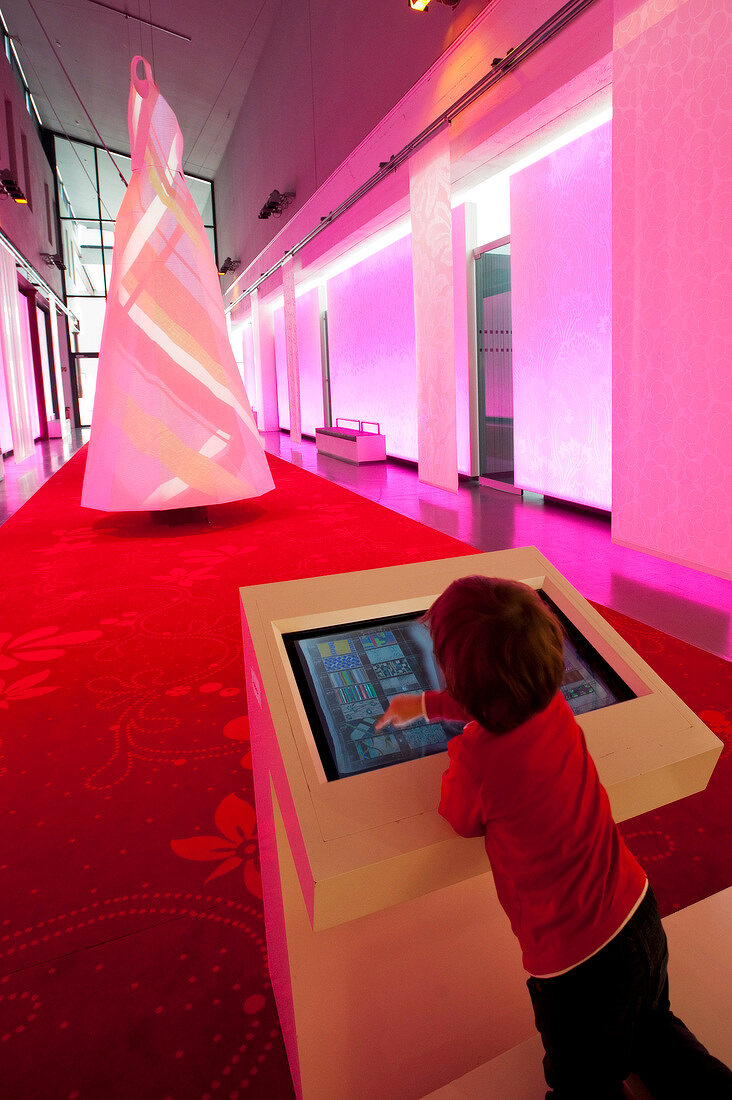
284 596 636 781
284 612 463 781
539 592 636 715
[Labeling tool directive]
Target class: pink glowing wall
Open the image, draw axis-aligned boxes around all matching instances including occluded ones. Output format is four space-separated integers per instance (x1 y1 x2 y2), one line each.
611 0 731 578
293 289 324 439
452 205 474 477
251 289 279 432
282 258 302 444
326 233 417 463
240 324 256 414
273 307 290 433
320 210 473 472
273 288 325 439
510 122 612 511
0 338 12 451
18 289 40 440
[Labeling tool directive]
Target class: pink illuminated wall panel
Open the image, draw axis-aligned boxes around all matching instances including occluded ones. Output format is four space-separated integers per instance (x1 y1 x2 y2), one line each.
18 289 40 441
273 305 290 432
0 342 12 452
612 0 732 578
510 122 612 511
452 204 475 478
292 288 324 439
326 234 417 463
282 258 302 443
251 288 279 432
273 289 324 438
241 324 256 415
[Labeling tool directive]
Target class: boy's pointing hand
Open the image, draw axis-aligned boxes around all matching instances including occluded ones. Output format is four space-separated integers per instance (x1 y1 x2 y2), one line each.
375 694 424 730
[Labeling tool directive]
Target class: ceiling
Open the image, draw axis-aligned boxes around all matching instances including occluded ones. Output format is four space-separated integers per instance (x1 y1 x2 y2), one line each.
1 0 282 178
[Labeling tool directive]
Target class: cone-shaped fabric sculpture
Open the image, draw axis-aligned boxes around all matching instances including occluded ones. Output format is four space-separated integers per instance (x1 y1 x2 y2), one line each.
81 56 274 511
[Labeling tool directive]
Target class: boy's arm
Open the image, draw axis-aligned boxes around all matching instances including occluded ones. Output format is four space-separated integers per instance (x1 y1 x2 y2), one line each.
424 689 472 725
376 689 471 731
438 733 485 838
374 694 423 730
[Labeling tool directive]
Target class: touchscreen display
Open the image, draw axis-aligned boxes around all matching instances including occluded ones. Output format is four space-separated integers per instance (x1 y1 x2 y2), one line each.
284 612 462 780
284 594 636 781
539 592 636 715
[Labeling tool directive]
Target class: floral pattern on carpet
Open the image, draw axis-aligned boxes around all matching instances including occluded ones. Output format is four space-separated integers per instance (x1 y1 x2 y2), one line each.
0 447 729 1099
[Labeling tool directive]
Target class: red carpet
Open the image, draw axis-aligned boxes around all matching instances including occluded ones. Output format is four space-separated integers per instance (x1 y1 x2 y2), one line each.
0 448 730 1099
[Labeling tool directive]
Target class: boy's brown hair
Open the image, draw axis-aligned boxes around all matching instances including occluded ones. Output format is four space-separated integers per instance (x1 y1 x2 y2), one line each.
425 576 565 733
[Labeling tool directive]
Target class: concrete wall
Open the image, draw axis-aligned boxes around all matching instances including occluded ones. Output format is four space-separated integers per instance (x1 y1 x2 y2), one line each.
220 0 612 315
213 0 495 275
0 53 62 299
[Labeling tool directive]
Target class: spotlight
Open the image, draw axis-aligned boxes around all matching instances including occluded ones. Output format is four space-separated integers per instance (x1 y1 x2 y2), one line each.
258 189 295 220
0 168 27 202
40 252 67 270
409 0 460 9
218 257 240 275
491 47 515 67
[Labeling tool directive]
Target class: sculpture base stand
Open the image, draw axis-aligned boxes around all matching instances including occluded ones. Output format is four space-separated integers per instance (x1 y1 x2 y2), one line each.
150 506 208 526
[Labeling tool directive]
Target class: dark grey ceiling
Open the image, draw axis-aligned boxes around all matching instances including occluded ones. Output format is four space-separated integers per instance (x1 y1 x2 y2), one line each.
1 0 282 178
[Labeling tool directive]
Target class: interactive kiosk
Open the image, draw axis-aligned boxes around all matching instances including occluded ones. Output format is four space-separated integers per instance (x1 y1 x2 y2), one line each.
239 549 722 1100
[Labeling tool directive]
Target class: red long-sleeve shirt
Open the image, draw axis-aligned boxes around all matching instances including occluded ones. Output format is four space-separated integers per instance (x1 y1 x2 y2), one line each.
426 689 647 977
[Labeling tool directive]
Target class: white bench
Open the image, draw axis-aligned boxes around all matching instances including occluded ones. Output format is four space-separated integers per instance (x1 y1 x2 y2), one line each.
315 419 386 465
423 887 732 1099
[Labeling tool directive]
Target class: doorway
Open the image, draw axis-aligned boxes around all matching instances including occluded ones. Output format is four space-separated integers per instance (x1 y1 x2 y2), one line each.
475 239 514 489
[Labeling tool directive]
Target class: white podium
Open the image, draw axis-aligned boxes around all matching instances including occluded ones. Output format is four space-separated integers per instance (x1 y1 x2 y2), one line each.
239 549 722 1099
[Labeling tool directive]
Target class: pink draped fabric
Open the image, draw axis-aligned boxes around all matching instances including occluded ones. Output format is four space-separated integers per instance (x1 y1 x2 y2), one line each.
409 128 458 494
81 56 273 511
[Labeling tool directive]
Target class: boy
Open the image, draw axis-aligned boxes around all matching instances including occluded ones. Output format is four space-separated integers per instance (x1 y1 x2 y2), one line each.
376 576 732 1099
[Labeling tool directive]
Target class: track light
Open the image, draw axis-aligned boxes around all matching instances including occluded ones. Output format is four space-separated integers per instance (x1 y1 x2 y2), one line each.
0 168 27 203
40 252 67 270
409 0 461 10
258 190 295 220
218 257 240 275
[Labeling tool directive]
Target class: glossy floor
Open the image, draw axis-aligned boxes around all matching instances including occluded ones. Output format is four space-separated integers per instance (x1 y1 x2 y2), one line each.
2 431 730 660
0 430 87 520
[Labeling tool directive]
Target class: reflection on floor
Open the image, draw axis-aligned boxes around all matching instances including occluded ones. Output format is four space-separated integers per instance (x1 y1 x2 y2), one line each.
264 433 732 662
1 430 730 660
0 430 87 523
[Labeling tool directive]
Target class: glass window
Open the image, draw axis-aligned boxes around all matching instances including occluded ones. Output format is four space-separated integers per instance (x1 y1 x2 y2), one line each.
54 138 100 219
74 355 99 427
66 297 107 355
98 220 116 284
96 149 131 221
187 176 214 225
57 175 73 220
61 219 107 296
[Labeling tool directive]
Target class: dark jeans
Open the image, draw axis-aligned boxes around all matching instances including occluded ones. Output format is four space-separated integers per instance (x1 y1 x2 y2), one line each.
527 887 732 1099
